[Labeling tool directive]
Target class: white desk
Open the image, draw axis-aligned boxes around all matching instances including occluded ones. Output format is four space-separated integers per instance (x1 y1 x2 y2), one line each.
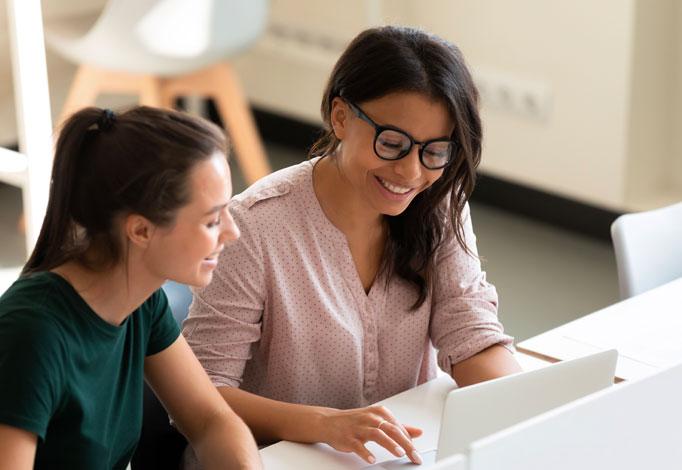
259 352 549 469
518 277 682 381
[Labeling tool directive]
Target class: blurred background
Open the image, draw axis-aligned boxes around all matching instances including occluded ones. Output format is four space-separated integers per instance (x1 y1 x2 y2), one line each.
2 0 681 341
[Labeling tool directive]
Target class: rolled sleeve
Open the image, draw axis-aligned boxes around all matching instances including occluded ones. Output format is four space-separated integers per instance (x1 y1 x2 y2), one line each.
429 203 514 375
182 202 265 388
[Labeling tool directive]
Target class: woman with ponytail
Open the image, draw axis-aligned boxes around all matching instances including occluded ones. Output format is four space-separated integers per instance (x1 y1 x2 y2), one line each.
0 107 261 469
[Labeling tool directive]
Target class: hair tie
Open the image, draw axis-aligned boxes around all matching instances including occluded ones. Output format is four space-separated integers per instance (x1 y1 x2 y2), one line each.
98 109 116 131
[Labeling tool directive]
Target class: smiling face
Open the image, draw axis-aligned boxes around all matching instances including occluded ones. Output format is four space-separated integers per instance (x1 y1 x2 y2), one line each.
330 91 454 217
143 152 240 287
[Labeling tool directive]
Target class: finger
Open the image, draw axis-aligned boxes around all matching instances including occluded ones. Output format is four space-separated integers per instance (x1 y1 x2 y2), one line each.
372 406 411 441
375 421 422 465
365 428 406 458
351 440 376 465
403 425 423 438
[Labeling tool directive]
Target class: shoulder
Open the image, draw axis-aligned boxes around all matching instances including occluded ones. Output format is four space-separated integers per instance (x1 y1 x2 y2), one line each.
1 272 59 306
0 273 67 337
0 276 69 366
229 159 317 237
231 158 315 214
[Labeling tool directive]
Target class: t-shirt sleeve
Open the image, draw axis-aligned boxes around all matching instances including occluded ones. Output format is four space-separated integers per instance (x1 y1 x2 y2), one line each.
146 289 181 356
0 311 66 440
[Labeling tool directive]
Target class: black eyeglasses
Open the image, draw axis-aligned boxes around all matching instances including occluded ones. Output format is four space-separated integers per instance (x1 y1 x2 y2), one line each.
346 100 457 170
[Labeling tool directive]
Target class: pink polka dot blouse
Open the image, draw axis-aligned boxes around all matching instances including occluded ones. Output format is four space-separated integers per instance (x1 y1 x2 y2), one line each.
182 158 513 409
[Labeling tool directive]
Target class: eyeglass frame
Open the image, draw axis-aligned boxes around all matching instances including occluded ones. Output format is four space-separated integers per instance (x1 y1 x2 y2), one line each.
344 99 458 170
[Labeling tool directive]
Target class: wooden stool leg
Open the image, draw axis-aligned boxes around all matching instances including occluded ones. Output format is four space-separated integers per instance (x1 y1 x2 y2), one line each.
58 65 102 126
210 63 271 184
60 66 167 123
138 76 163 108
159 80 177 110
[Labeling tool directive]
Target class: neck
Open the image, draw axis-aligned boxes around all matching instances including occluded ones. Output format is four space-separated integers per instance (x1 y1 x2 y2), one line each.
313 156 384 235
52 255 163 326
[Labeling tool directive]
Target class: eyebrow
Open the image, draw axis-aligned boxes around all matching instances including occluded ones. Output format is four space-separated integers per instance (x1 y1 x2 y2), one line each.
203 203 229 216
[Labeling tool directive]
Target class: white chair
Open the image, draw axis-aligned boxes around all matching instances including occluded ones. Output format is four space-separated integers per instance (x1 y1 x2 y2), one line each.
45 0 271 184
610 201 682 299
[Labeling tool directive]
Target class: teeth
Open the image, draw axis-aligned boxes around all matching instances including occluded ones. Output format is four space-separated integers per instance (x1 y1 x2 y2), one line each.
378 177 412 195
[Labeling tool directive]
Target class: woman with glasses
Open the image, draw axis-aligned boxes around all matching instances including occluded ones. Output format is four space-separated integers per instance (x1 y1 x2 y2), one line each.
182 26 521 467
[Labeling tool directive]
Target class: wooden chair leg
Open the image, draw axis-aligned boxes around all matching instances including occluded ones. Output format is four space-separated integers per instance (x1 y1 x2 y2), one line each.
138 76 163 108
159 82 177 110
60 64 270 184
157 63 271 184
60 66 166 123
58 65 102 125
207 63 271 184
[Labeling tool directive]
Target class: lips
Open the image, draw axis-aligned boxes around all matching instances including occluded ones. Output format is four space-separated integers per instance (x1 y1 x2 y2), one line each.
203 249 222 261
376 176 414 195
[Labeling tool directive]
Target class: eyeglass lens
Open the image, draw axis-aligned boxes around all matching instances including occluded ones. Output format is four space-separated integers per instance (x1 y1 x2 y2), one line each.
375 129 453 169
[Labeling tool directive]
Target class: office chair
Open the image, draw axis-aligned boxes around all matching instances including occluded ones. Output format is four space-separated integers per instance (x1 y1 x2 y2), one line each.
130 281 193 469
45 0 271 184
610 201 682 299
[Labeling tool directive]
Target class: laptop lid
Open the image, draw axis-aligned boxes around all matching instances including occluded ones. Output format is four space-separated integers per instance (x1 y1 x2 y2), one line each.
436 349 618 461
467 360 682 470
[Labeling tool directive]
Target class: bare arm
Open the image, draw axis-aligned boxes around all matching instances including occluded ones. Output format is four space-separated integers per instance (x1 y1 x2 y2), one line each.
218 386 423 465
144 336 261 470
451 344 522 387
0 425 37 470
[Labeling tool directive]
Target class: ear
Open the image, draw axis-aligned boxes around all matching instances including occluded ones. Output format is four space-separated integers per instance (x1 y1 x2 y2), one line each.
124 214 155 249
330 97 349 140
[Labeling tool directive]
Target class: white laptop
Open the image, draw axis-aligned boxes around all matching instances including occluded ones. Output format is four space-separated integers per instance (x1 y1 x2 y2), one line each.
365 349 618 469
467 359 682 470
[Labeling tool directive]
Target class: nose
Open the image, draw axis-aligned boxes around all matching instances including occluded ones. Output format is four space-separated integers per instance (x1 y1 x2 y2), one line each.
392 145 422 182
220 209 240 243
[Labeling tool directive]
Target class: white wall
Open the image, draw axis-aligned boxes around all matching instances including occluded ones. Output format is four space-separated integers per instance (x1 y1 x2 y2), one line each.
1 0 680 212
625 0 679 210
403 0 635 210
673 2 682 196
233 0 682 212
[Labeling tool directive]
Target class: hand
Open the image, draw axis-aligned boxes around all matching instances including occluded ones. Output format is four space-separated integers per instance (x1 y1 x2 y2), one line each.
316 405 423 465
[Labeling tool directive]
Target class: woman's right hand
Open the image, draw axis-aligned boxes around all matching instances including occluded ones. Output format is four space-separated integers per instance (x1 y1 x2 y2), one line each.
315 405 424 465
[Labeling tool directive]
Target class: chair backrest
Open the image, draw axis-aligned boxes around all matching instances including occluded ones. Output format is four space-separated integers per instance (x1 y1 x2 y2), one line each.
130 383 188 470
131 280 192 470
610 201 682 299
161 280 193 325
46 0 269 75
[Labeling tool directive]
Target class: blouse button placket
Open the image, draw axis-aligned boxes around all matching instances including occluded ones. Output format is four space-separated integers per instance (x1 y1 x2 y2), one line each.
362 301 380 402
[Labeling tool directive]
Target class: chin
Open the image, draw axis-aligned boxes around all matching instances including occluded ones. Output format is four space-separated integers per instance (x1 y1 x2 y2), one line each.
174 270 214 288
192 273 214 288
377 202 412 217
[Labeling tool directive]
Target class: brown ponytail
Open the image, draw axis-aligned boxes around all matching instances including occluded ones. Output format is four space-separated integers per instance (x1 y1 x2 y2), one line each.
23 106 227 275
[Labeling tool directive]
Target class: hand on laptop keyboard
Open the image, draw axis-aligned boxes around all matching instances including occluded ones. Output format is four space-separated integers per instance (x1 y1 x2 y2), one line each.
316 404 424 465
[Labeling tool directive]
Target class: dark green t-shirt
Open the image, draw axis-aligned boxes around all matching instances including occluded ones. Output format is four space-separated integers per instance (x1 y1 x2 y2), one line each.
0 272 180 469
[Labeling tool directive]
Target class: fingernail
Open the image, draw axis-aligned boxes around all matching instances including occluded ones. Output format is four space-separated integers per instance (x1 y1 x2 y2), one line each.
411 450 423 465
368 455 376 464
394 446 405 456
